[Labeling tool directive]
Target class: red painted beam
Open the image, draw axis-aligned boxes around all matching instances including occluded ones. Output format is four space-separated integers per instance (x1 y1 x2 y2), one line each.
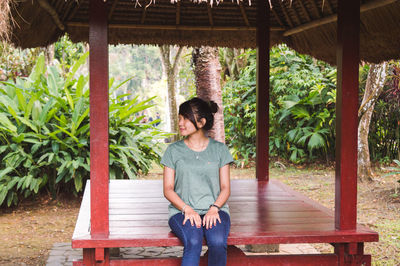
74 254 339 266
89 0 109 238
71 230 378 249
256 0 270 181
335 0 360 230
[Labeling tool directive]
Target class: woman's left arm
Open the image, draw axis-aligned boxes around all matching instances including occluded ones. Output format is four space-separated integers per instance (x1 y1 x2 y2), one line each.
203 164 231 229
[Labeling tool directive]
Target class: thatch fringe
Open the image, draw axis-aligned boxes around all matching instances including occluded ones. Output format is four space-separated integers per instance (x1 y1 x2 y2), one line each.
0 0 12 42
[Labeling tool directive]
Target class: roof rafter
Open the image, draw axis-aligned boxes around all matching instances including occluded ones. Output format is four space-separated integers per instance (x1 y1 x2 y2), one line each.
239 2 250 27
309 0 322 18
279 0 293 27
61 0 75 22
271 7 284 26
207 4 214 26
299 1 311 22
284 0 397 36
140 6 147 24
176 1 181 25
38 0 65 30
323 0 334 14
67 21 285 31
108 0 119 21
290 2 303 25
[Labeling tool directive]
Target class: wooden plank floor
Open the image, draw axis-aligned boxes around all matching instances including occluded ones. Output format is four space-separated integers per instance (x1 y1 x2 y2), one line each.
72 179 378 248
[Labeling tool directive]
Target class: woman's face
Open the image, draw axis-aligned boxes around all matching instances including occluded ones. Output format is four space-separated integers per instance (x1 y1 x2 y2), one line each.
178 115 198 136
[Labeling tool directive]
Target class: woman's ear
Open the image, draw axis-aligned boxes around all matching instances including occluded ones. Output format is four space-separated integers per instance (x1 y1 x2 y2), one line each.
197 118 206 129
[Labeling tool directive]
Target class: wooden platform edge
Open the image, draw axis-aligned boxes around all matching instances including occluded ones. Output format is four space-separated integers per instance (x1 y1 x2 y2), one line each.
72 180 91 239
72 246 340 266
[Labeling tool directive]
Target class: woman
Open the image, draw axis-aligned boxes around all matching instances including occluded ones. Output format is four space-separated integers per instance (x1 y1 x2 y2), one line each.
161 97 233 266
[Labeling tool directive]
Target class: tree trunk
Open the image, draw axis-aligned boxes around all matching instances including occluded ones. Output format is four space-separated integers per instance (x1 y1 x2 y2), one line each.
159 45 183 142
358 62 388 182
192 46 225 143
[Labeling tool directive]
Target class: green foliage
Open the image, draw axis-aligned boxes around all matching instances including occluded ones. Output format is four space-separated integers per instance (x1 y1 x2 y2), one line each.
368 62 400 162
223 45 337 165
0 53 167 207
223 50 257 166
0 42 40 81
54 35 86 70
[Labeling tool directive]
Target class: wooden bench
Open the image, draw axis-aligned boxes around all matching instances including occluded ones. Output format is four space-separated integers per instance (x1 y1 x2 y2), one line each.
72 179 378 265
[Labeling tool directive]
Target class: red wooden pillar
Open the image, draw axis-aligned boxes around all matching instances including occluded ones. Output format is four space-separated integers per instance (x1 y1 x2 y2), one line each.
335 0 360 230
255 0 270 181
89 0 109 238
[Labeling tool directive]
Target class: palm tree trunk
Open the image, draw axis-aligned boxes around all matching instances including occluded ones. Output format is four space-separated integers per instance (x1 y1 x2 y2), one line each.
192 46 225 143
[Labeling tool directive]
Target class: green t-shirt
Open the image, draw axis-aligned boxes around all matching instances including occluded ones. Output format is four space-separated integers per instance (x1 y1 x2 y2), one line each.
161 138 234 218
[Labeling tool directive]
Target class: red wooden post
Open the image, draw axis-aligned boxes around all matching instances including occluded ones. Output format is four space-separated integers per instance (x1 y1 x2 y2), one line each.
89 0 109 238
335 0 360 230
256 0 270 181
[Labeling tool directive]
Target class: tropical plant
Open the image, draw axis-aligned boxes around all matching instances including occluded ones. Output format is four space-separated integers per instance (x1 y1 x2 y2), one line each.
223 45 337 165
0 42 40 81
0 53 168 207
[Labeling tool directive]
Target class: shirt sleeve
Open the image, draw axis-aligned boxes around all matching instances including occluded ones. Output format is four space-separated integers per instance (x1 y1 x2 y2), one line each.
160 145 175 170
219 144 234 168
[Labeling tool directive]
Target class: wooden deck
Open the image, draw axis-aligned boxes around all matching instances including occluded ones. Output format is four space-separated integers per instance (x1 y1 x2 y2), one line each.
72 179 378 249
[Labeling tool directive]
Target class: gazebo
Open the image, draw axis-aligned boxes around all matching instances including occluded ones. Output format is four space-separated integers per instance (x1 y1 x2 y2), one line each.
6 0 400 265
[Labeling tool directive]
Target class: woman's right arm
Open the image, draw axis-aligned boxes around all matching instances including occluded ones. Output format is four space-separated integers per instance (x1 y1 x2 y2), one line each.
163 166 202 227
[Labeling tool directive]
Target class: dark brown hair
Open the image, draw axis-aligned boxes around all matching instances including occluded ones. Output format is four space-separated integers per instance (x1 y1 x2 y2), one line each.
178 97 218 131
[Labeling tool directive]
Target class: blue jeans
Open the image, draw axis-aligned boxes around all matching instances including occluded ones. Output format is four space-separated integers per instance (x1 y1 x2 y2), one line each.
168 211 231 266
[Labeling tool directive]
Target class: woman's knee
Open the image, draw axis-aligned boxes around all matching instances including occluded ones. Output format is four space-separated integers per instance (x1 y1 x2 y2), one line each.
206 233 227 249
186 234 203 250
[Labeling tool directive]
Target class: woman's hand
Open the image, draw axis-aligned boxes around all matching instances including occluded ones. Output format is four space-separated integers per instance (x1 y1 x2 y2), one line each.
183 206 202 228
203 206 221 229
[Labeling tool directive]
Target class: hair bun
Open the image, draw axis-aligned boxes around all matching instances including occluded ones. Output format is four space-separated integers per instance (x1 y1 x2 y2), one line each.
208 101 219 113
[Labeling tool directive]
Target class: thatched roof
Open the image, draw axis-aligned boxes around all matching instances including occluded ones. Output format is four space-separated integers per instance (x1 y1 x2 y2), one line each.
4 0 400 64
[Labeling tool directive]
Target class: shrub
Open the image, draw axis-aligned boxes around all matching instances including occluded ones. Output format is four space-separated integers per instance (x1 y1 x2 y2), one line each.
0 53 168 206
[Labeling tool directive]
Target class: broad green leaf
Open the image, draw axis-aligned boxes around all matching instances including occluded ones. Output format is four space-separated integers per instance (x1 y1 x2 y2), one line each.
48 153 54 163
0 185 7 205
47 66 60 96
28 54 45 82
291 106 310 119
308 132 326 150
17 116 38 133
72 160 79 169
52 142 59 154
64 85 74 111
39 99 55 125
56 169 68 184
54 125 79 143
7 106 20 126
75 108 90 133
0 167 14 180
24 175 33 189
6 178 18 190
34 179 41 193
30 178 37 191
74 176 83 192
14 87 26 113
25 94 39 119
31 100 42 121
0 114 17 132
76 75 87 98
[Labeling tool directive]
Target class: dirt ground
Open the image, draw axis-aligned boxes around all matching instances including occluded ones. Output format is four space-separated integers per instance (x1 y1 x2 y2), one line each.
0 165 399 265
